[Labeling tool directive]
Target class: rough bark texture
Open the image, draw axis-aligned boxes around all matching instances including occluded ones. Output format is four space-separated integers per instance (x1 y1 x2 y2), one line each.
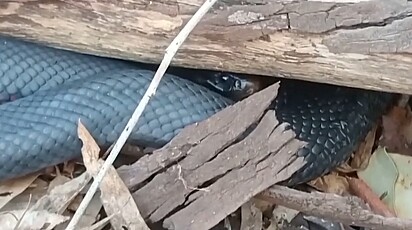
1 0 412 94
117 83 306 230
259 185 412 230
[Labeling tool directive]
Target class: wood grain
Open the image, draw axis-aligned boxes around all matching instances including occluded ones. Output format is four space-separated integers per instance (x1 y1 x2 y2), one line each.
117 83 307 229
259 185 412 230
1 0 412 94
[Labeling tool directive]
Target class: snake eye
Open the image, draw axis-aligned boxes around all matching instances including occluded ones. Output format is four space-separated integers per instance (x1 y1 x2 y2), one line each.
234 79 243 90
217 74 240 90
207 72 255 100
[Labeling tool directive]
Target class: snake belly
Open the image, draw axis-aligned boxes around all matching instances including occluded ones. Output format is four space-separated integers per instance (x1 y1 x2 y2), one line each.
0 36 393 185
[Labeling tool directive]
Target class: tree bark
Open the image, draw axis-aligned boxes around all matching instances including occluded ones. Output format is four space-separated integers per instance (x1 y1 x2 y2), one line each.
117 83 307 230
1 0 412 94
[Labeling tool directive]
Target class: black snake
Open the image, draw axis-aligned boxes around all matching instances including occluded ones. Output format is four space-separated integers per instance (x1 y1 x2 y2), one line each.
0 36 394 186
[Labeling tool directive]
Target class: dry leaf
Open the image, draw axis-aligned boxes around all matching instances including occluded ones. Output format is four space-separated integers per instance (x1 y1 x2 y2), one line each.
351 125 378 171
271 205 300 227
333 125 378 175
0 174 39 210
0 209 69 230
75 192 103 228
0 179 48 212
47 175 72 192
59 192 103 230
67 194 84 212
381 106 412 156
240 200 263 230
77 121 150 230
308 174 350 195
31 172 92 214
335 162 355 173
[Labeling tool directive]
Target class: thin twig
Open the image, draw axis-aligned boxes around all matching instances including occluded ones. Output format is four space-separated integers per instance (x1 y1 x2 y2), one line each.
65 0 219 229
13 194 32 230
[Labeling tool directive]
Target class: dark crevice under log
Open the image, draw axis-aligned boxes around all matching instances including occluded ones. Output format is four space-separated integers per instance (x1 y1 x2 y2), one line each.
118 83 307 230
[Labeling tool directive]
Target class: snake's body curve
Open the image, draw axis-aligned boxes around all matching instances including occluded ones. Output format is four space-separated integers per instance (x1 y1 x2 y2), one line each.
0 36 393 185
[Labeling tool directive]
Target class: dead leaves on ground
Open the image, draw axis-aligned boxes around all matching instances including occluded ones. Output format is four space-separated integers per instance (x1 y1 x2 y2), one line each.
77 121 149 230
218 100 412 229
0 121 149 230
307 124 378 196
381 105 412 155
305 102 412 221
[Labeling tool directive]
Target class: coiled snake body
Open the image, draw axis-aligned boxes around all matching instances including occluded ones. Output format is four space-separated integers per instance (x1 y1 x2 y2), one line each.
0 36 393 185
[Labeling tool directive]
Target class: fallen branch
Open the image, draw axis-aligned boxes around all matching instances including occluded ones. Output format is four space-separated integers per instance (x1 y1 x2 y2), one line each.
258 185 412 230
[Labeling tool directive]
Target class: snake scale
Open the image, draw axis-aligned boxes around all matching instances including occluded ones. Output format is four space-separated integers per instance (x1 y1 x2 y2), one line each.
0 36 394 186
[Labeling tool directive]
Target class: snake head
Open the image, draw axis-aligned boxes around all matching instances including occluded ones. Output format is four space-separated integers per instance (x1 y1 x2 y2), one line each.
167 67 275 101
205 72 271 101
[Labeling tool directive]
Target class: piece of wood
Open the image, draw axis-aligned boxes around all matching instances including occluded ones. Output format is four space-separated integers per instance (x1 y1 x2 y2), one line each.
258 185 412 230
1 0 412 94
117 81 283 190
117 82 307 230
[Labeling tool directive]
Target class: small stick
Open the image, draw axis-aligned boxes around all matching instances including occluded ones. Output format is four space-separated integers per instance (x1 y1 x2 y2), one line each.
348 178 396 217
65 0 219 229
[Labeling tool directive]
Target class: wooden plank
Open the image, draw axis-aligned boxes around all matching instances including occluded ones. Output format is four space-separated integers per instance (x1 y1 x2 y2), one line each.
1 0 412 93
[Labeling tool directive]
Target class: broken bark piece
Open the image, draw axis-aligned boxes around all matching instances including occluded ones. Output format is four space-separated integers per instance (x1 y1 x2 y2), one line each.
117 82 281 188
162 114 305 229
118 82 307 229
2 1 412 93
258 185 412 230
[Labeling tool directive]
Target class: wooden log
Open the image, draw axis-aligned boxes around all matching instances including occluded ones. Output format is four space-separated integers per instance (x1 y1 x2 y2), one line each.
1 0 412 94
